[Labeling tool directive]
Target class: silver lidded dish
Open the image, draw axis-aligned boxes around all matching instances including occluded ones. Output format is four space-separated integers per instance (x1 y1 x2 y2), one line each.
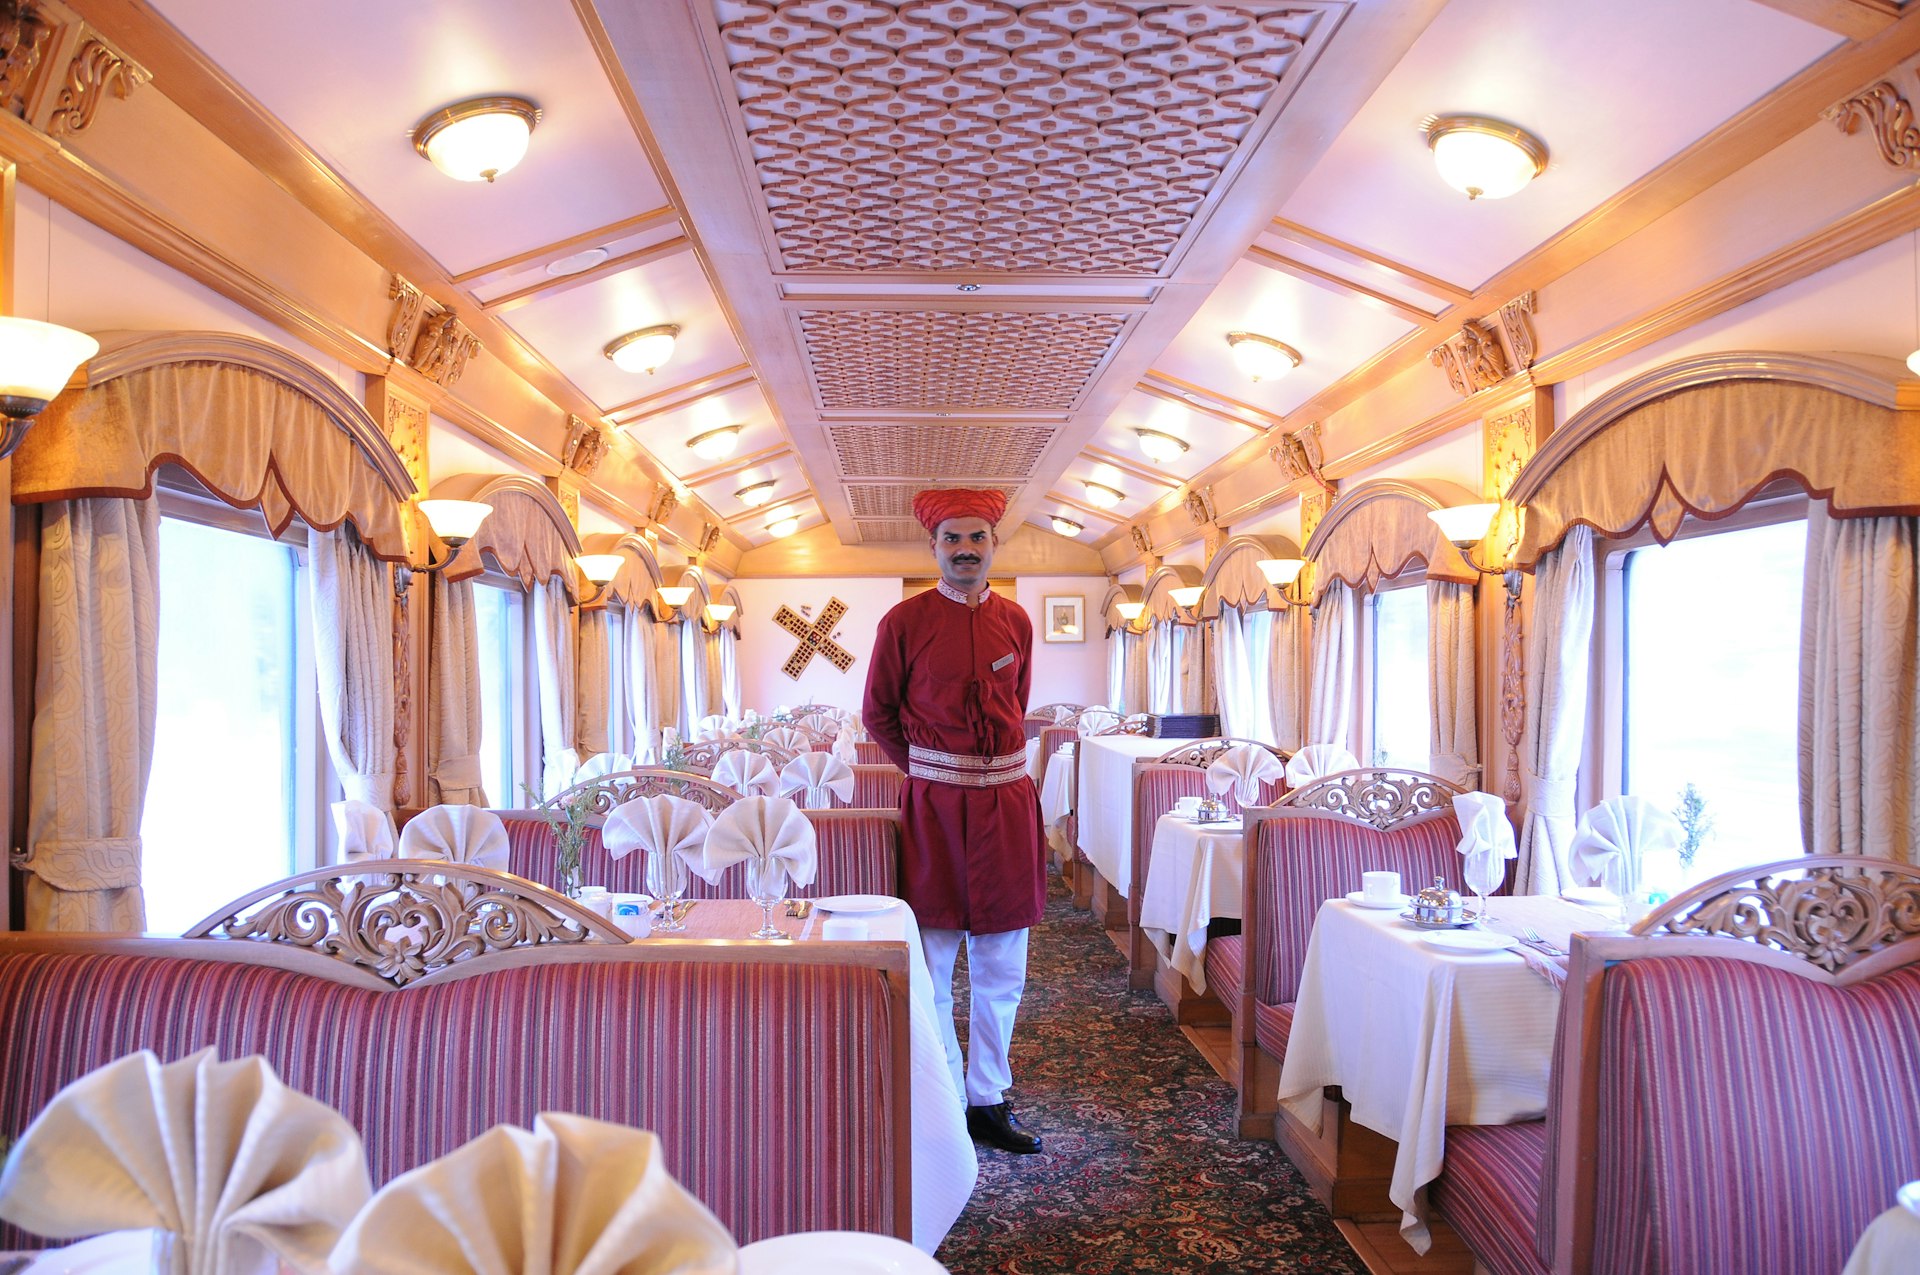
1189 797 1230 823
1405 876 1471 927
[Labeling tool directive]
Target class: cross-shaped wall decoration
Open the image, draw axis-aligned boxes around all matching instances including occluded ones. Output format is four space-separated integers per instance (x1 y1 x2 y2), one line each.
774 597 855 679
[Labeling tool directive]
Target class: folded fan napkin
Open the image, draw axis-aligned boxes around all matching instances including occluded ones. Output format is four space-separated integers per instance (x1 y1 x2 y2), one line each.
333 799 397 862
696 714 734 742
572 753 634 785
778 752 856 808
326 1113 736 1275
797 712 840 736
1205 745 1286 806
1076 709 1120 738
831 727 858 764
399 805 510 871
1284 743 1359 787
601 794 711 864
0 1048 371 1275
1570 795 1683 898
690 796 817 889
761 726 808 754
711 749 779 798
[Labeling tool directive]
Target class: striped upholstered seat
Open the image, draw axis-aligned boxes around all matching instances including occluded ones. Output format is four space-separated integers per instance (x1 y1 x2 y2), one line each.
1433 1121 1548 1275
850 763 904 808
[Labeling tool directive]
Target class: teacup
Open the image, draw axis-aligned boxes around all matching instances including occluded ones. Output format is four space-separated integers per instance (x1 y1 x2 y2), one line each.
1361 870 1401 905
1173 795 1203 817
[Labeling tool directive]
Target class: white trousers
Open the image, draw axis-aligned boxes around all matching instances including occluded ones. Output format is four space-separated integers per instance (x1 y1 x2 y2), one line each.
919 927 1029 1107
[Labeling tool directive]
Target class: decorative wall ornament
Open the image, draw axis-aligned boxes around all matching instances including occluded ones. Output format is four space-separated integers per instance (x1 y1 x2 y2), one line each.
561 414 609 476
0 3 53 118
1825 79 1920 169
1429 340 1471 398
1269 420 1335 496
386 275 426 361
1430 298 1538 398
1183 485 1216 527
1497 291 1538 370
1483 401 1539 501
1500 591 1524 805
48 34 146 136
381 392 427 494
392 577 411 809
648 484 679 526
553 479 579 530
1278 768 1465 829
699 521 722 554
800 310 1127 411
1129 524 1153 556
410 310 482 387
1456 318 1510 389
1300 489 1331 546
1653 864 1920 973
774 597 855 679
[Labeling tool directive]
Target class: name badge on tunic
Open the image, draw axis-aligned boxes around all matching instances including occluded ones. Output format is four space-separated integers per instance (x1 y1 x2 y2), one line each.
991 652 1015 671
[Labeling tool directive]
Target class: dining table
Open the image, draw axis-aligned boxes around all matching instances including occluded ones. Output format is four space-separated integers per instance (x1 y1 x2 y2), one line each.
1136 811 1244 993
1276 893 1610 1253
1073 733 1176 897
1843 1193 1920 1274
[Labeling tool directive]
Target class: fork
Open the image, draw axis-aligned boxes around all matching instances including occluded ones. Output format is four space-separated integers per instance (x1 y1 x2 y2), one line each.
1522 926 1564 956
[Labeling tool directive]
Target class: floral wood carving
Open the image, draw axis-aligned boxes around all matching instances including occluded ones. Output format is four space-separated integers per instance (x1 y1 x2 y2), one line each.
562 415 609 476
387 276 426 361
1457 319 1509 389
1279 769 1464 829
184 864 625 989
48 34 147 136
410 310 482 387
1652 864 1920 973
1430 301 1535 398
1269 421 1335 496
546 767 742 818
1497 292 1538 370
1154 738 1288 768
800 310 1126 411
676 738 797 773
0 3 53 118
649 485 679 526
383 393 427 494
1500 594 1524 804
1300 489 1330 546
1483 403 1537 501
699 522 723 554
392 579 411 809
1130 524 1152 556
1183 486 1215 527
1826 79 1920 169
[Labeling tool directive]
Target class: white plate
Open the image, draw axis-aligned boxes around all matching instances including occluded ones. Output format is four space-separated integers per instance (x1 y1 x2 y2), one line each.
813 894 901 916
1421 930 1517 954
1345 891 1410 910
739 1230 948 1275
1560 886 1619 910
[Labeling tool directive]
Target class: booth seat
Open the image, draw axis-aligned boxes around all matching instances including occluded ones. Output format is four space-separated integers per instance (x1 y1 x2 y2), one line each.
1434 857 1920 1275
854 741 888 766
0 871 914 1250
850 763 904 808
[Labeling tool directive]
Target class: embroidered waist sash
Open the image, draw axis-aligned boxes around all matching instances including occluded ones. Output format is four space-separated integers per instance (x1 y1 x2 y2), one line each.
907 745 1028 788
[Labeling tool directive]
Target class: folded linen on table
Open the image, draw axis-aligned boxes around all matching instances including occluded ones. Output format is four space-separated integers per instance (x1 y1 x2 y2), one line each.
1205 745 1284 806
398 805 510 870
333 799 396 862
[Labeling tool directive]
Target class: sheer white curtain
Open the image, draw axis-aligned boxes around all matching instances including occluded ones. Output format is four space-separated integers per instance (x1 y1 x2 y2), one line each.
1799 505 1918 861
679 618 710 736
1125 625 1149 715
1214 605 1274 742
575 607 611 767
719 625 742 719
1269 605 1308 752
1426 579 1479 788
1147 621 1177 714
309 526 396 811
1307 580 1358 753
22 498 160 932
625 603 664 761
1516 526 1596 895
1107 627 1129 713
1184 620 1213 715
427 575 486 806
533 578 580 797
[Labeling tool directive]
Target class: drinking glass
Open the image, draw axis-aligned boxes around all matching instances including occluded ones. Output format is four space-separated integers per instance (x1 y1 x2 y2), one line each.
746 858 788 939
1464 850 1503 924
646 848 691 932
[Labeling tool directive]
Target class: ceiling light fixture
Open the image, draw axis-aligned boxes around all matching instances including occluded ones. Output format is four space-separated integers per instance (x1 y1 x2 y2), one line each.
1133 428 1190 463
1083 481 1123 509
1226 331 1302 382
412 96 540 183
546 247 609 277
1425 115 1549 201
1051 516 1083 537
957 283 980 292
0 317 98 458
735 479 777 507
604 324 680 375
685 425 743 460
766 515 801 539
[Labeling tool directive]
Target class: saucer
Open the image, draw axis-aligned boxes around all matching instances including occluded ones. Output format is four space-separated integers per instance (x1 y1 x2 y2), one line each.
739 1230 946 1275
1399 908 1483 929
813 894 900 916
1421 930 1516 954
1345 891 1409 910
1899 1179 1920 1218
1560 886 1619 911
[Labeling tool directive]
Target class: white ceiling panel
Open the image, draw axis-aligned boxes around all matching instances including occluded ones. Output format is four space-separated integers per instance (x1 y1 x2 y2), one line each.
1089 389 1256 482
619 382 785 477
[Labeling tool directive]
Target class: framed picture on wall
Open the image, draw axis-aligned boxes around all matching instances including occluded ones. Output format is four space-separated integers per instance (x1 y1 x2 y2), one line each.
1042 595 1084 643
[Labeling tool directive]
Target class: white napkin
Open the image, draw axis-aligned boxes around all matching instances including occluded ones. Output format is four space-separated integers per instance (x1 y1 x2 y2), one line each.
326 1113 735 1275
831 727 858 764
0 1048 371 1275
778 752 856 808
332 799 396 862
1452 791 1517 893
711 749 779 798
399 806 510 871
601 794 711 864
1284 743 1359 787
572 753 633 784
696 714 734 742
1076 709 1120 738
761 726 808 754
795 712 837 736
1205 745 1286 806
1570 795 1683 898
690 796 817 889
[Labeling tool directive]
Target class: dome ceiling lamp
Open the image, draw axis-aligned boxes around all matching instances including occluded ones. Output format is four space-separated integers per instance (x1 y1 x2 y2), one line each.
685 425 743 461
735 479 778 508
412 96 540 183
1225 332 1302 383
1050 516 1083 537
1424 115 1549 201
604 324 680 376
765 514 801 539
1082 480 1124 509
1133 428 1190 464
0 317 98 458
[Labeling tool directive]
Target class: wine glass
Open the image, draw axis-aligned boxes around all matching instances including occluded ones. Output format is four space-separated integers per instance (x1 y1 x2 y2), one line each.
746 857 789 939
646 848 691 932
1464 850 1503 925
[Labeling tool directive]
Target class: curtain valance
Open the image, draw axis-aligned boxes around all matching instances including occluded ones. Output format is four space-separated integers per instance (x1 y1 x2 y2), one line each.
1510 352 1920 568
1098 581 1140 634
1303 478 1479 600
436 474 582 597
584 532 665 608
12 331 414 562
1198 534 1302 617
1141 564 1203 623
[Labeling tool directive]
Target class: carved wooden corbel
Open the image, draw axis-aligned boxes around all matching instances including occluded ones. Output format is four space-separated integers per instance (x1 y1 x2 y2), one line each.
410 310 482 387
1268 420 1335 496
561 415 609 476
1129 524 1152 556
1182 486 1214 527
0 4 54 118
1497 292 1537 371
387 275 426 361
1826 78 1920 169
699 521 722 554
1430 302 1534 399
48 32 147 136
649 484 680 526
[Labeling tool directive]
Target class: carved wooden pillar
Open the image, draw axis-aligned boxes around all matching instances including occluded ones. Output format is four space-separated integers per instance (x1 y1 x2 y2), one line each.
368 375 429 811
1479 385 1551 810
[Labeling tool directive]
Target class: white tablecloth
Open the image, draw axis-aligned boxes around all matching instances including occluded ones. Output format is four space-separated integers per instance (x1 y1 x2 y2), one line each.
1137 813 1244 993
1277 895 1604 1253
1074 734 1172 896
1843 1200 1920 1274
1024 738 1043 784
1038 746 1075 856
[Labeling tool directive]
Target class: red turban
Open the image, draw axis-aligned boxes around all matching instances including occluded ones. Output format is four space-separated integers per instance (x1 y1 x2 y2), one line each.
912 487 1007 533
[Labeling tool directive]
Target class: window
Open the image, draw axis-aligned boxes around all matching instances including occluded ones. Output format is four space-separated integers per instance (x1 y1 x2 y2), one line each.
1616 517 1806 886
1367 584 1428 770
605 607 630 756
473 582 530 807
142 516 322 933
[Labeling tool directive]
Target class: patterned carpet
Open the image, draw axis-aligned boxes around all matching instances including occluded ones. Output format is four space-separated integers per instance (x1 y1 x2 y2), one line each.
933 871 1363 1274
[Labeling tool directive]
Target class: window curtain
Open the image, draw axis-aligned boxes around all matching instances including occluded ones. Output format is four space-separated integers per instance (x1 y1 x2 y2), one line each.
1515 526 1596 895
703 627 725 717
426 574 486 806
1184 620 1214 715
1426 579 1479 788
1148 622 1177 714
1798 504 1919 862
1107 627 1129 713
679 618 709 737
575 607 611 766
533 578 580 797
20 498 160 932
1214 605 1273 742
719 625 743 719
308 525 396 811
1307 580 1358 753
1125 624 1149 716
1269 605 1309 752
625 603 664 762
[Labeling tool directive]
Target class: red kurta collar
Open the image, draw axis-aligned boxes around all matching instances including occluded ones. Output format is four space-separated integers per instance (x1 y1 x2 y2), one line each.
935 579 991 607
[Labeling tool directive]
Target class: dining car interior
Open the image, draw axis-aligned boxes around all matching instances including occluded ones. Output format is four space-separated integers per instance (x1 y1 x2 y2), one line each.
0 0 1917 1272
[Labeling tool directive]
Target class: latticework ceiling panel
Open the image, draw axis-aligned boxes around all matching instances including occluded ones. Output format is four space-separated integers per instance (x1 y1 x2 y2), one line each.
854 518 936 543
830 423 1055 478
845 483 1019 518
713 0 1331 273
801 310 1127 410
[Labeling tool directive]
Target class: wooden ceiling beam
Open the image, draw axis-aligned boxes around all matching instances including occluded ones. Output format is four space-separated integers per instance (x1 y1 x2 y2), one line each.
1047 491 1129 524
1749 0 1900 40
1135 378 1275 433
1082 445 1183 489
607 366 757 422
451 206 679 283
680 444 794 487
1265 218 1473 303
1243 243 1441 325
481 236 694 313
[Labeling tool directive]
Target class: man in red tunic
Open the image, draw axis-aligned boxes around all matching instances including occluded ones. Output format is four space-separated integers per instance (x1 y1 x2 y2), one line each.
863 487 1046 1154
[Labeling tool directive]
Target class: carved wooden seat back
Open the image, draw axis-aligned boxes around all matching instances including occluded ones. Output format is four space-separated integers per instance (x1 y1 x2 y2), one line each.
1150 737 1290 769
1029 702 1084 723
544 767 744 818
1275 767 1464 830
677 738 796 773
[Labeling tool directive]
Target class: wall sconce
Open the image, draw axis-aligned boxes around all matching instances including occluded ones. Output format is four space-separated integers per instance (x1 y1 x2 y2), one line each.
1425 115 1548 201
705 603 736 623
1169 584 1205 621
575 553 622 605
686 425 742 461
655 584 695 622
604 324 680 376
413 96 540 183
1428 502 1522 601
1226 332 1302 382
1256 557 1312 608
414 499 494 574
1115 600 1147 633
0 317 99 459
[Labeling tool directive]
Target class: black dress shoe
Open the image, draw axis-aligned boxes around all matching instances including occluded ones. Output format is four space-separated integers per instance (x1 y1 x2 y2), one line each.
966 1102 1043 1154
